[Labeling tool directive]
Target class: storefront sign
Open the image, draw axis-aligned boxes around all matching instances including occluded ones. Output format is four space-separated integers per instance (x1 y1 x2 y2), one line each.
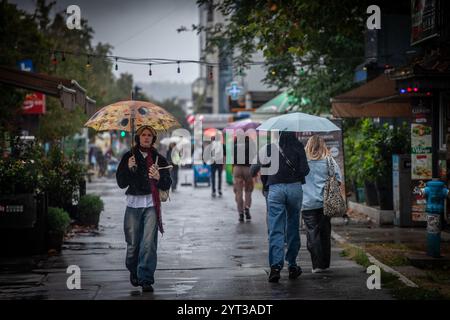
22 92 46 114
411 98 433 222
411 0 439 45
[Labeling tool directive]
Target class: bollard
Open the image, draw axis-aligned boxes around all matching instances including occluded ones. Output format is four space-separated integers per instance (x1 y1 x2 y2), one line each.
422 179 449 258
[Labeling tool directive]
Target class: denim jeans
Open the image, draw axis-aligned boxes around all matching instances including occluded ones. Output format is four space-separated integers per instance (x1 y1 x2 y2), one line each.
267 182 303 270
124 206 158 285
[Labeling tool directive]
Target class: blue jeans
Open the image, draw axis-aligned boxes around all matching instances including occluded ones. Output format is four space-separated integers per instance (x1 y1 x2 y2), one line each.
124 206 158 285
267 182 303 270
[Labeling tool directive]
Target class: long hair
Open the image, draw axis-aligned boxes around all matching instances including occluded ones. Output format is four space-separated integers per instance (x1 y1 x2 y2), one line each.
134 126 157 147
305 135 330 160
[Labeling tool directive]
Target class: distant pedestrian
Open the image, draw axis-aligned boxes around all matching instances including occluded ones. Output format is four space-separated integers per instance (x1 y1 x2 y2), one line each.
233 136 255 221
116 126 172 292
262 131 310 283
167 142 181 191
210 136 225 197
302 135 342 273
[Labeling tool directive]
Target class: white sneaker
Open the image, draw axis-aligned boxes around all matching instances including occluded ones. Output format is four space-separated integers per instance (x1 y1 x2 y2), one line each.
312 268 327 273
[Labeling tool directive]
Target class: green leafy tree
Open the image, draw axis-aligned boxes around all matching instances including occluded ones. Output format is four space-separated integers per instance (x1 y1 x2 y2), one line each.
193 0 372 114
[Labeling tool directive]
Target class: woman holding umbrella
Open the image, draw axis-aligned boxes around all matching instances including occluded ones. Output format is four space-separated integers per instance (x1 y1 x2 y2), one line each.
116 126 172 292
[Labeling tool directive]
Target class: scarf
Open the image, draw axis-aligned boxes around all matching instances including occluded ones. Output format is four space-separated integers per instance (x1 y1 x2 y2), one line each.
138 146 164 234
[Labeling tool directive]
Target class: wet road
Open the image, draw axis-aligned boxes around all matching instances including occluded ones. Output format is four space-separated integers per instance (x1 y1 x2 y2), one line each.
0 169 394 300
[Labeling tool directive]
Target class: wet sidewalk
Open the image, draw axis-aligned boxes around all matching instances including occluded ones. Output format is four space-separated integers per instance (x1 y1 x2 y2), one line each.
0 169 394 300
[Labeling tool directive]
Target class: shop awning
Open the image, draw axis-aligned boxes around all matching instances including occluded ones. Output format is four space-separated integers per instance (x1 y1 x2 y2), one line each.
0 66 96 116
331 74 411 118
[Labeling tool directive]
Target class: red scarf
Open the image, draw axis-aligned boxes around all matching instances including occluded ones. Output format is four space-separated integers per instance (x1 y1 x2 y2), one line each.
139 146 163 234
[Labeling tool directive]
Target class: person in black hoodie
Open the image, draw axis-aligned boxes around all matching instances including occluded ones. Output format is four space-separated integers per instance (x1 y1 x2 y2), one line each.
116 126 171 293
261 131 310 283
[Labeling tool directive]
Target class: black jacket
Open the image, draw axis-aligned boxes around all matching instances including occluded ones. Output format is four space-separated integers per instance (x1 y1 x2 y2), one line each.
116 147 172 195
262 133 310 186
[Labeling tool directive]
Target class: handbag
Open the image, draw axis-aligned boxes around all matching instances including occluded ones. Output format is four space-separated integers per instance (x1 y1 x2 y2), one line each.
155 155 170 202
323 157 346 217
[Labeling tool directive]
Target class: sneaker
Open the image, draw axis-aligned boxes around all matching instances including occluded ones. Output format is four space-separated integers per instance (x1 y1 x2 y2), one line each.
212 192 216 197
312 268 327 273
141 283 154 292
130 272 139 287
239 213 244 222
244 208 251 220
288 266 303 279
218 190 222 197
268 267 281 283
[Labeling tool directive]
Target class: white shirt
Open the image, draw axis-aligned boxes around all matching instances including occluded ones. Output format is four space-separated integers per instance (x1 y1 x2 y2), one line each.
126 150 154 208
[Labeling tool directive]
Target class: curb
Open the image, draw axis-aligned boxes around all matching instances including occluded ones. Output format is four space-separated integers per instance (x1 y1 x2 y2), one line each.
331 230 419 288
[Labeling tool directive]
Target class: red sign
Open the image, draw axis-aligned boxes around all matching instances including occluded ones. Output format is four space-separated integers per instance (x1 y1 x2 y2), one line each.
22 93 46 114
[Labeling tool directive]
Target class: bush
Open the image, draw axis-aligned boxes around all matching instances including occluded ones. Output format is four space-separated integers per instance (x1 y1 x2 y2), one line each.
78 194 104 227
41 145 86 209
47 207 71 234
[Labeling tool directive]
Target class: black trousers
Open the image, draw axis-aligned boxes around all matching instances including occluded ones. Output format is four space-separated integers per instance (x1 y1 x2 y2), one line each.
211 164 223 192
302 208 331 269
170 165 179 190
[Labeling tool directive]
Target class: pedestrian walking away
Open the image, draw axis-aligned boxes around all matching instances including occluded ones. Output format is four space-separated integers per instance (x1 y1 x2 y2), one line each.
233 136 255 221
302 135 342 274
116 126 172 292
262 131 310 283
210 136 225 197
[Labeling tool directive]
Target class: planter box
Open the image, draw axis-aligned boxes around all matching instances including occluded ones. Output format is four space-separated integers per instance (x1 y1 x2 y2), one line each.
0 193 47 256
348 201 394 226
0 193 37 228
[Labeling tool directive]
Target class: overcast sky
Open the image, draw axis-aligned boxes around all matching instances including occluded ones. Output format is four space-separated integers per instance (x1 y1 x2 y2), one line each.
10 0 200 84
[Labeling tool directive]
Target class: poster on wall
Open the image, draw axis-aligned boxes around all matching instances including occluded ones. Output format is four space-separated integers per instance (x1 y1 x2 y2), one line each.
410 98 433 222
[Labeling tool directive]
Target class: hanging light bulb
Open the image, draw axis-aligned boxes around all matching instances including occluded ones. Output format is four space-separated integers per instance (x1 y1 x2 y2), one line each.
86 55 91 68
51 51 58 65
177 61 180 73
115 57 118 71
208 66 213 80
61 52 66 62
149 63 152 76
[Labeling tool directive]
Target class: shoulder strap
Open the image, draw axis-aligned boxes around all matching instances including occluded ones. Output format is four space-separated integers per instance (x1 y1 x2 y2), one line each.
279 146 296 173
326 156 335 177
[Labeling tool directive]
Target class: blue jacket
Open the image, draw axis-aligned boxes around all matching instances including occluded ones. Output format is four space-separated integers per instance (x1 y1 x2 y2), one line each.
302 157 342 211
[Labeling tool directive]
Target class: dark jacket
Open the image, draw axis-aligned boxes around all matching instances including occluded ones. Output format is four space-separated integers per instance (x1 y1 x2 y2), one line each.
116 146 172 195
262 132 310 186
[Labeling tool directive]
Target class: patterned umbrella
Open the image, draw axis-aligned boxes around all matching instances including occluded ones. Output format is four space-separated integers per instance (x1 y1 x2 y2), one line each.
84 100 180 133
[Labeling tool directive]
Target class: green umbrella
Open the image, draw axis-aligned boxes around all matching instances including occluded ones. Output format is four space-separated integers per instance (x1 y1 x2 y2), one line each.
256 112 340 132
255 91 310 114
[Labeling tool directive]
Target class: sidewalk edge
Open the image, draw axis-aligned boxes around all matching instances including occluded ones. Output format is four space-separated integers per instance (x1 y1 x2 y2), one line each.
331 230 419 288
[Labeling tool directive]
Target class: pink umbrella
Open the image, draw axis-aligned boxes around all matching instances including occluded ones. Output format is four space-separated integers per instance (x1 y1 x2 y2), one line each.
223 118 260 131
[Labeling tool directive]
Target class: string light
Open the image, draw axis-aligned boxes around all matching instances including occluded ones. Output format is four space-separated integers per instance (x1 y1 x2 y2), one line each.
115 57 118 71
148 63 152 76
177 61 180 73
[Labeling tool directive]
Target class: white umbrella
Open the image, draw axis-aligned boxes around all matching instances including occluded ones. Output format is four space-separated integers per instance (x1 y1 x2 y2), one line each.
256 112 340 132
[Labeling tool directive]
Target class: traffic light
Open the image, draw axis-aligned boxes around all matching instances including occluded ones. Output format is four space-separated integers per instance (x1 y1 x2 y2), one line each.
120 131 126 138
